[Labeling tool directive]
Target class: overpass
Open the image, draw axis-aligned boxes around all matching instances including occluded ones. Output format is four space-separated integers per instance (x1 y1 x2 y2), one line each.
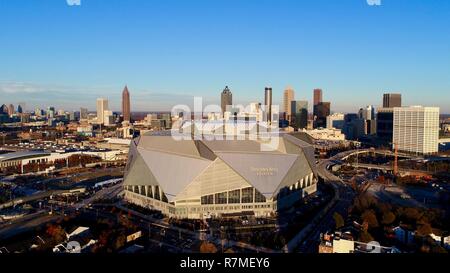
345 163 433 175
340 149 420 161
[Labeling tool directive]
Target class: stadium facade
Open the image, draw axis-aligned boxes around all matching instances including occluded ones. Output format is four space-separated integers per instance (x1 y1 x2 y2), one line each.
123 132 318 219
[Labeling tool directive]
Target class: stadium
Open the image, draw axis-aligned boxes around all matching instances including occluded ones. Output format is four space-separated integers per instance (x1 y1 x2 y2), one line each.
123 132 318 219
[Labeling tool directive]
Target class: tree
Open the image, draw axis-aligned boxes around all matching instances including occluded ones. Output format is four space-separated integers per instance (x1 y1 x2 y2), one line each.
333 212 345 230
200 241 218 253
381 211 396 226
359 231 374 243
115 234 127 250
362 210 379 229
46 224 67 244
416 223 433 237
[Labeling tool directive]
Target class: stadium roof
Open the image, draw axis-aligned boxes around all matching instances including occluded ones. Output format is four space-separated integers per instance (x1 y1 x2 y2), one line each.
0 150 51 162
124 132 317 201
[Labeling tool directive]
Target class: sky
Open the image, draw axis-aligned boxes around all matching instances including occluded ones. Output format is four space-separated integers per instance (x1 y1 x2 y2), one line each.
0 0 449 113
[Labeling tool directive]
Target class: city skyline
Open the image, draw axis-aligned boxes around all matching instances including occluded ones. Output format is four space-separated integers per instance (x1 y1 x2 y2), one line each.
0 0 449 113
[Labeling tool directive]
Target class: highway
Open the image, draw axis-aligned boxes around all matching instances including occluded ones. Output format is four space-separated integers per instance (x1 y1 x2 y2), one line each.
296 151 357 253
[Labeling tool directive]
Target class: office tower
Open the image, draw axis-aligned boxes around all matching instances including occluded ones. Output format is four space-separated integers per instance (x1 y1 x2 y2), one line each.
34 107 41 117
17 104 23 114
96 98 109 124
377 108 394 143
264 87 273 123
47 106 55 119
393 106 439 154
104 110 114 126
326 113 345 129
221 86 233 114
0 104 8 115
122 85 131 122
314 102 330 128
291 101 308 129
283 87 295 122
103 110 114 126
57 109 65 116
69 111 76 121
313 88 323 106
383 93 402 108
358 105 377 135
161 113 172 129
80 107 88 120
7 104 14 116
342 113 365 140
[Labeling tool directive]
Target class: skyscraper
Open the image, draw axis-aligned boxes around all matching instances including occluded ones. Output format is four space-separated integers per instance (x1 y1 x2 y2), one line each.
0 104 8 115
314 102 330 128
313 89 323 106
393 106 439 154
7 104 14 116
96 98 109 124
80 107 88 120
264 87 273 123
377 108 394 143
283 86 295 122
122 85 131 122
383 93 402 108
221 86 233 114
291 100 308 129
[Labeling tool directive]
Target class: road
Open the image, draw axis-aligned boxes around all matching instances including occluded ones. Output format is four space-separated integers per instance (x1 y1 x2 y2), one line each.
296 151 357 253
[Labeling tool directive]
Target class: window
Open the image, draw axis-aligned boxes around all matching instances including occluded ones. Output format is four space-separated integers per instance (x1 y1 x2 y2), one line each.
161 193 168 203
255 190 266 203
154 186 160 200
242 187 254 203
228 189 240 204
146 186 153 198
201 195 214 205
215 192 227 204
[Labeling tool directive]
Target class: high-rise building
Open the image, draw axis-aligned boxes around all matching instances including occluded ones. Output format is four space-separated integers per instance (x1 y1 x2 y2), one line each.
35 107 42 117
326 113 345 129
393 106 439 154
383 93 402 108
377 108 394 143
80 107 88 120
122 85 131 122
264 87 273 123
221 86 233 114
7 104 14 116
47 106 55 119
96 98 109 124
283 87 295 122
17 104 23 114
291 100 308 129
358 105 377 135
342 113 365 140
313 89 323 106
0 104 8 115
314 102 330 128
103 110 114 126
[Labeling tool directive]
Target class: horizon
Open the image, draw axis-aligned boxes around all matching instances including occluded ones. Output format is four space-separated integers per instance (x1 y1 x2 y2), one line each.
1 0 449 113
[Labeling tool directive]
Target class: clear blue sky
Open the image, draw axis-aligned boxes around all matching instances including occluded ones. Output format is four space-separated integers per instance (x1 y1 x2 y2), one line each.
0 0 449 113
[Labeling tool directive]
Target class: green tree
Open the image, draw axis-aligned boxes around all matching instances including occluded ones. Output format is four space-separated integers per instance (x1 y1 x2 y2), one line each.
333 212 345 230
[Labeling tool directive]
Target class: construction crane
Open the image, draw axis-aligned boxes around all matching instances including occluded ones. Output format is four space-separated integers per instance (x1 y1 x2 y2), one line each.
393 143 398 176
